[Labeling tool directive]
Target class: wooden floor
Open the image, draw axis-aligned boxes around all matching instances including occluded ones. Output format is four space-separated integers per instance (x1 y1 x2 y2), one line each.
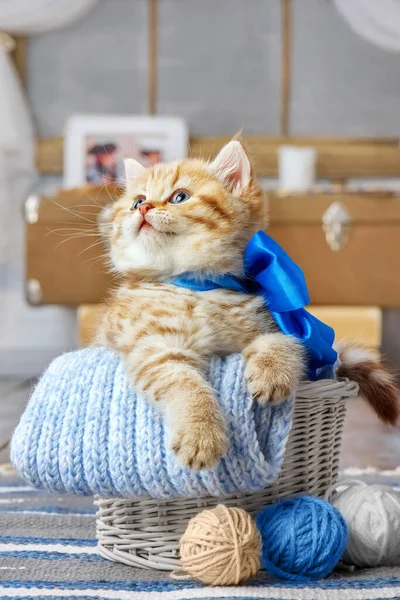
341 396 400 471
0 379 399 471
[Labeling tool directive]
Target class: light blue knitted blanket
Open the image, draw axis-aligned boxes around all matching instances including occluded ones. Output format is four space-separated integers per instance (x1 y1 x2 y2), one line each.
11 347 294 499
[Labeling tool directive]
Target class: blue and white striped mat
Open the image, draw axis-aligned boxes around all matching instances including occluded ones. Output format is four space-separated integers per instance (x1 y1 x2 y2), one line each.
1 472 400 600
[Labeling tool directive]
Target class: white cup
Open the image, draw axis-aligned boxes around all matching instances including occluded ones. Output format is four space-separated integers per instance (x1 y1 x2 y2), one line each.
278 146 316 192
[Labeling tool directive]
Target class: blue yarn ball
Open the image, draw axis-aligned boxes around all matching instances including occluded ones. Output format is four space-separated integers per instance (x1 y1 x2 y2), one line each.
256 496 348 581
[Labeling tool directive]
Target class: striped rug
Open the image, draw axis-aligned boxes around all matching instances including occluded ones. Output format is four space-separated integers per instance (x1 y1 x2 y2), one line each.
1 470 400 600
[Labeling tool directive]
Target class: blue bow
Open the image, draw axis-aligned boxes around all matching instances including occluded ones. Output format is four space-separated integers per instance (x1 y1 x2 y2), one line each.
171 230 337 379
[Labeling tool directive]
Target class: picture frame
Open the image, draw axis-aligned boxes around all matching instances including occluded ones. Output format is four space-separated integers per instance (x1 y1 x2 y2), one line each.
63 115 188 188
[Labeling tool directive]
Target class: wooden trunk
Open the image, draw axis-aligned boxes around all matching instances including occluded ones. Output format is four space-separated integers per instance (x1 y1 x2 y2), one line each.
25 186 400 307
268 192 400 306
25 185 120 305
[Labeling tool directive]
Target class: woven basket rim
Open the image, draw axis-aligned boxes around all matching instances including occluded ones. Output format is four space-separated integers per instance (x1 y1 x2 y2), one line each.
296 377 358 398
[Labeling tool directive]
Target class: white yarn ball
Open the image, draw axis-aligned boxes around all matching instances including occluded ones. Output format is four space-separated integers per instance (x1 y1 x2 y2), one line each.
332 480 400 567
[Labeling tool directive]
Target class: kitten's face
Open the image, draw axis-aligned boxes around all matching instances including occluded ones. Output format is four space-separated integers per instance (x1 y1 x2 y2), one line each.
100 141 266 278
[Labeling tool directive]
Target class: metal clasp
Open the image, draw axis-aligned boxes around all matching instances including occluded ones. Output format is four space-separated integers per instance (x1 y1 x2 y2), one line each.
26 279 43 305
24 195 40 224
322 202 352 252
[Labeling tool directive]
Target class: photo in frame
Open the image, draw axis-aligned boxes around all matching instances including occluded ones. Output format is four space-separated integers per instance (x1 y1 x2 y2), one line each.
63 115 188 188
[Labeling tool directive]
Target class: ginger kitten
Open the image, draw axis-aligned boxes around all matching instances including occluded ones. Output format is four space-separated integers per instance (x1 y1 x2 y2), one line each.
96 140 398 471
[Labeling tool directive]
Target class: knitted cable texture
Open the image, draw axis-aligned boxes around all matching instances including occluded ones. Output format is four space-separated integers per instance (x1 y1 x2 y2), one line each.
11 347 294 499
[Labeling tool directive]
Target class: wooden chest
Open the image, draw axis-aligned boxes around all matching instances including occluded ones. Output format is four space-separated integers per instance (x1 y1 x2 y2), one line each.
25 187 400 307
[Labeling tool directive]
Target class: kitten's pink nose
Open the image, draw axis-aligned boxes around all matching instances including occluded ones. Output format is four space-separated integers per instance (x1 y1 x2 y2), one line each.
139 203 153 217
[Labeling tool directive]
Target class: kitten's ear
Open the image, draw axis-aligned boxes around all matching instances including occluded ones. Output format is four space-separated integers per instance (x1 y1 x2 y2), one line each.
211 140 251 196
124 158 146 194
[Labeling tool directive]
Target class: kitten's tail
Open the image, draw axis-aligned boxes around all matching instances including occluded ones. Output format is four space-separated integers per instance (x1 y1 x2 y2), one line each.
335 340 399 425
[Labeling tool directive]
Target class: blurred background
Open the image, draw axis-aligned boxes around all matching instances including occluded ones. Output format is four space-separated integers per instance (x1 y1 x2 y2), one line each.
1 0 400 471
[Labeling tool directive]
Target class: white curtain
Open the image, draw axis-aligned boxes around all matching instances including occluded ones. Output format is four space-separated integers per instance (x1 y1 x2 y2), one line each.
334 0 400 52
0 0 99 376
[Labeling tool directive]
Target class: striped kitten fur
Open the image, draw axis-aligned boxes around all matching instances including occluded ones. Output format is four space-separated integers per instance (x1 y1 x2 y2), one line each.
96 140 398 471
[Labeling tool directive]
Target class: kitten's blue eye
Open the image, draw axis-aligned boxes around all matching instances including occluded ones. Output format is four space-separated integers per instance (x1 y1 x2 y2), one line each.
169 190 191 204
131 197 145 211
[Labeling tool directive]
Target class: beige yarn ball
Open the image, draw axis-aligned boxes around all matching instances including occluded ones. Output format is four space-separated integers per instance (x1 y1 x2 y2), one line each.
179 504 261 586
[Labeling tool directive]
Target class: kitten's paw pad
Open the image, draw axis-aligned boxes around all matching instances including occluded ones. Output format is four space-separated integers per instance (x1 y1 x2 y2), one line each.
172 419 227 471
244 354 299 405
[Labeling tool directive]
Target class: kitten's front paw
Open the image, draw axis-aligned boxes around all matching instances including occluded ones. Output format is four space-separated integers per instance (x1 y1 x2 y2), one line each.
244 352 301 405
172 416 228 471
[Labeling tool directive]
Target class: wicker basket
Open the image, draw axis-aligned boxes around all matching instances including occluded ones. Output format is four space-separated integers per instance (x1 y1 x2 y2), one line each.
95 378 358 570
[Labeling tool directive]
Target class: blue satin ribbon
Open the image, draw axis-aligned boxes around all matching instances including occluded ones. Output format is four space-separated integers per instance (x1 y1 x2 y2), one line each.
171 230 337 379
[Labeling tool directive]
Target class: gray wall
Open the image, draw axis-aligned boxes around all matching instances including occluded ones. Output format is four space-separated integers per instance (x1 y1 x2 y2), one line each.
291 0 400 136
157 0 281 135
28 0 149 137
27 0 400 139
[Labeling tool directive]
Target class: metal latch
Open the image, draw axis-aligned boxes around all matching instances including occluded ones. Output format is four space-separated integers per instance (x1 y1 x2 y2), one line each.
322 202 352 252
26 279 43 305
25 195 40 224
